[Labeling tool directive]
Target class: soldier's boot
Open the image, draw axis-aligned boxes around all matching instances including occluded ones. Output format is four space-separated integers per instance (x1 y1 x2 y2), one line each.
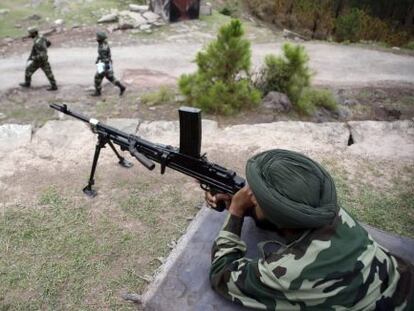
47 84 58 91
91 88 101 97
46 76 58 91
19 77 31 88
115 81 126 96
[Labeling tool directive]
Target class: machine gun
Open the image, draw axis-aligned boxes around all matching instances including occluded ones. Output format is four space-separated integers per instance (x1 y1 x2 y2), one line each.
49 104 245 211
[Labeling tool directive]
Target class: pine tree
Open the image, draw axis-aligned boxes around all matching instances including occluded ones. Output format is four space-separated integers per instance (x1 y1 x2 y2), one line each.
179 19 261 115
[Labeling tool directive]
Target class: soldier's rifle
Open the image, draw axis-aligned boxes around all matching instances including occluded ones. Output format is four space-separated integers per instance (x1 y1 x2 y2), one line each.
49 104 245 211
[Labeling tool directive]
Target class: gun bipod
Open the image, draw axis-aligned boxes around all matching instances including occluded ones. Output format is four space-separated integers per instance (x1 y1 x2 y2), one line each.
83 133 133 197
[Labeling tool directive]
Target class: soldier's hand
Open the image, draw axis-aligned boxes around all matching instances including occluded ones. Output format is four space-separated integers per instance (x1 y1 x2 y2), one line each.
228 186 255 218
205 192 232 210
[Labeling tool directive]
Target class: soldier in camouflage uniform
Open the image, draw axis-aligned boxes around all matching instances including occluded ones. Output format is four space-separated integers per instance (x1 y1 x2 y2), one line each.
207 149 413 310
19 27 57 91
92 31 126 97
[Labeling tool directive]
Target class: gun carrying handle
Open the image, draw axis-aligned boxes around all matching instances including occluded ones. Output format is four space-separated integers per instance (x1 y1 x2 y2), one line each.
129 148 155 171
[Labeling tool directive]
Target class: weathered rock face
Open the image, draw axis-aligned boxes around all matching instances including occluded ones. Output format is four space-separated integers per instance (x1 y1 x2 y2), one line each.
0 124 32 152
98 13 119 24
348 120 414 159
262 91 292 113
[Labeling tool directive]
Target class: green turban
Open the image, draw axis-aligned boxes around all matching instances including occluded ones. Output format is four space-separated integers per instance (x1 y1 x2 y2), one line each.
246 149 339 229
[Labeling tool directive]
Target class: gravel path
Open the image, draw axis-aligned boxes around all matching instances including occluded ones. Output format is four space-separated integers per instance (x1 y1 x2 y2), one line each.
0 42 413 91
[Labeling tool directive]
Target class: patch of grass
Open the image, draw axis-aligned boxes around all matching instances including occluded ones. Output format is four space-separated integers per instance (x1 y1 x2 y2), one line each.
1 102 55 126
404 41 414 50
0 0 134 38
140 86 175 106
323 161 414 239
0 182 198 309
297 88 338 115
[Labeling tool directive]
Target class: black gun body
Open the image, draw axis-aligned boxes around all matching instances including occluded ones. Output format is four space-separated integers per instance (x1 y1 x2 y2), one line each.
50 104 245 200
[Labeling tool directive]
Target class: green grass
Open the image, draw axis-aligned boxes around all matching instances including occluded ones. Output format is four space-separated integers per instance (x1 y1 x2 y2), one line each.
0 183 197 309
323 161 414 238
0 0 139 38
297 88 338 115
140 86 176 106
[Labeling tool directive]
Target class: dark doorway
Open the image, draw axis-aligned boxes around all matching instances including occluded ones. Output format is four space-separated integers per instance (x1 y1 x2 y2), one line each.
170 0 200 22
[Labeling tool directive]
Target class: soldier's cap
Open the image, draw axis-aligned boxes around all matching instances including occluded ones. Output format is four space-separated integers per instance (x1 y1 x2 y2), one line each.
27 26 38 34
96 31 107 40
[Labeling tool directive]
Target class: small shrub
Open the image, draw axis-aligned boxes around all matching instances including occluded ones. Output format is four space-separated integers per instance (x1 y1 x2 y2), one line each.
335 9 363 43
179 19 261 115
141 86 175 106
297 88 337 115
255 43 312 102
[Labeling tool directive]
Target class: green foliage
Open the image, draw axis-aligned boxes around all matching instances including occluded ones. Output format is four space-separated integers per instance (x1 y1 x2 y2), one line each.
335 9 363 42
404 41 414 50
255 43 311 103
297 88 338 114
179 19 261 115
141 86 175 106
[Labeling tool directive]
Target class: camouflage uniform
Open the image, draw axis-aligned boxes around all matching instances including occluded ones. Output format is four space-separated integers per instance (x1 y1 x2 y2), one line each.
211 208 414 310
93 32 125 96
22 30 57 90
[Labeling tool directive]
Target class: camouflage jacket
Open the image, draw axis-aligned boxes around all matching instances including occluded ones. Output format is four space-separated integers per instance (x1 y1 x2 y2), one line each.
210 208 414 310
96 41 112 64
29 35 50 62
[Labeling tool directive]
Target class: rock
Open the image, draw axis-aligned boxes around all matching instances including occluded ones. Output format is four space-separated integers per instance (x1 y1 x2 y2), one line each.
0 9 10 15
313 107 332 123
139 24 152 31
54 19 64 26
118 11 147 27
283 29 309 41
343 99 359 106
373 106 401 121
71 24 80 29
392 47 400 51
4 37 13 44
262 92 292 113
347 121 414 159
26 14 42 20
0 113 5 119
143 11 160 23
98 13 118 24
200 4 212 16
118 21 134 30
129 4 149 12
42 28 57 36
14 24 22 29
0 124 32 152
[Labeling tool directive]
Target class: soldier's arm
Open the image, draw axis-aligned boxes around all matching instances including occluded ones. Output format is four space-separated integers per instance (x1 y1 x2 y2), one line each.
210 214 299 310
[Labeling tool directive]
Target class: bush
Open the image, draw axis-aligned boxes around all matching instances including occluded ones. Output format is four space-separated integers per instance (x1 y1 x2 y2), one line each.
255 43 311 103
141 86 175 106
297 88 337 115
335 9 363 43
178 19 261 115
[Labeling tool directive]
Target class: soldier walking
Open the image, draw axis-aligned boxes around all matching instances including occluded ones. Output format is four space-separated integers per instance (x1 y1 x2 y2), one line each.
19 27 58 91
92 31 126 97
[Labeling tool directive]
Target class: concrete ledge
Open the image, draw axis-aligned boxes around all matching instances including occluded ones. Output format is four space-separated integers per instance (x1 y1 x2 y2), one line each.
143 207 414 311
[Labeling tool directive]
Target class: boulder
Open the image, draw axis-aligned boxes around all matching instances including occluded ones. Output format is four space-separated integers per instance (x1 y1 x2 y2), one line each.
139 24 152 31
200 4 212 16
98 13 118 24
283 28 309 41
119 11 147 27
129 4 149 13
143 11 160 23
0 9 10 15
54 19 64 26
0 124 32 152
262 91 292 113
